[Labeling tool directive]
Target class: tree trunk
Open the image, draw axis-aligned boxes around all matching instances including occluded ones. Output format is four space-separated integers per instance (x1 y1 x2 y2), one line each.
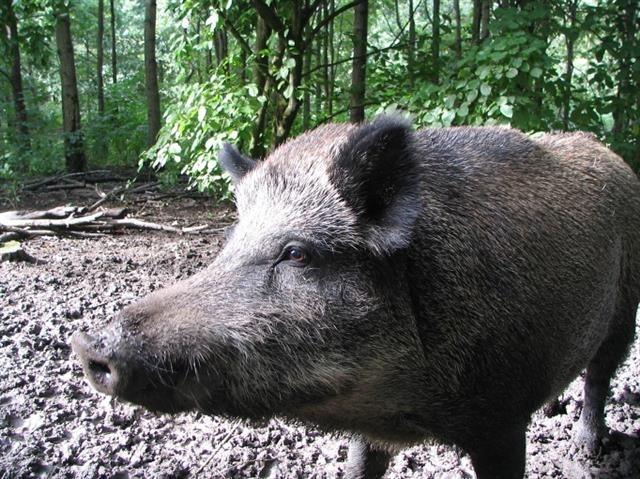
431 0 440 84
3 0 30 155
480 0 491 41
453 0 462 59
110 0 117 83
350 0 368 123
144 0 161 148
303 19 313 130
97 0 105 115
562 0 577 131
214 27 228 67
471 0 481 45
56 11 86 173
325 0 335 118
407 0 416 87
612 0 636 138
251 0 304 145
251 14 271 157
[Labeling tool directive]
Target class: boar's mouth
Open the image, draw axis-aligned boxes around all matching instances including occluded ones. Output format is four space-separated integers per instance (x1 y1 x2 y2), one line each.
71 331 201 414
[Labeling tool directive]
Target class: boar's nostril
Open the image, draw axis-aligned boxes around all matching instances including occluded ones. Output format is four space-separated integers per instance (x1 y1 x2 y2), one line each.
88 359 113 388
71 331 120 397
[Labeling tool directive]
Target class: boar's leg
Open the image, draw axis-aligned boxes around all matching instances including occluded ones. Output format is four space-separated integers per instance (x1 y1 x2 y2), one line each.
345 436 391 479
467 422 526 479
574 298 637 454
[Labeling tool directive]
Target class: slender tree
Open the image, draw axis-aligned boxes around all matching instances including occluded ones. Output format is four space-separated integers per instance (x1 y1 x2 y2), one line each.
471 0 491 44
1 0 30 154
407 0 416 87
480 0 491 41
561 0 578 130
96 0 107 158
350 0 368 123
611 0 637 138
144 0 161 147
110 0 117 83
431 0 440 84
251 14 271 157
453 0 462 59
97 0 105 114
56 10 86 172
471 0 481 44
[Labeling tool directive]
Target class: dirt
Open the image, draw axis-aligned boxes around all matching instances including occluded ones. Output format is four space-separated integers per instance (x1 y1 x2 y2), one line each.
1 189 639 479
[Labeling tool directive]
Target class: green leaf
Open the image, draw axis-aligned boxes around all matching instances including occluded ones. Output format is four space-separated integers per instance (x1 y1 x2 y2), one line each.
477 65 490 79
444 95 456 109
457 103 469 118
205 11 219 28
283 83 294 100
480 83 492 96
205 137 218 150
441 110 456 126
506 67 518 79
500 104 514 118
197 106 207 122
247 84 259 97
530 67 543 78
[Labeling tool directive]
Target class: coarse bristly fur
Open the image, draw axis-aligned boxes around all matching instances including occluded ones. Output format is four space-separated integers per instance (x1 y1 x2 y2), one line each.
72 115 640 479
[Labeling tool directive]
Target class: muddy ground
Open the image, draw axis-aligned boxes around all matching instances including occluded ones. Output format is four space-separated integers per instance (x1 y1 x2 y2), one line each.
1 187 639 478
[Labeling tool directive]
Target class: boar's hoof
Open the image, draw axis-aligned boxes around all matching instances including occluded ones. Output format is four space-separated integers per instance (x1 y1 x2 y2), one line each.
345 437 391 479
573 418 608 456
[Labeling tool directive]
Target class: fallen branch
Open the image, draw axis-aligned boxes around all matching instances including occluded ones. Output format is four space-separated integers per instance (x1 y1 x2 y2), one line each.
22 170 131 191
0 205 210 238
88 182 159 212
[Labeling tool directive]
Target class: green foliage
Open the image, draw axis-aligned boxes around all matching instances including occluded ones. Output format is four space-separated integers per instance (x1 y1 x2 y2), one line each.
1 0 639 192
144 71 263 198
370 3 555 131
84 75 149 167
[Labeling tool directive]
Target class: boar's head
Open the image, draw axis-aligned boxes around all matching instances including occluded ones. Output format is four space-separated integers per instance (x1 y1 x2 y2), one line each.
72 116 428 437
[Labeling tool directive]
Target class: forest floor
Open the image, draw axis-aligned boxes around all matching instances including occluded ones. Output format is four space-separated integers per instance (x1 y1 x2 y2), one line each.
1 184 640 479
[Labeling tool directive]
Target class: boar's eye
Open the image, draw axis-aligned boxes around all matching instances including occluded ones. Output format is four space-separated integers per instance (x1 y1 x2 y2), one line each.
277 243 310 267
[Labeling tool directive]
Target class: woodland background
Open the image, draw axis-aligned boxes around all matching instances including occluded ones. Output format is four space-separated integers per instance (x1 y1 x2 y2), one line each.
1 0 639 198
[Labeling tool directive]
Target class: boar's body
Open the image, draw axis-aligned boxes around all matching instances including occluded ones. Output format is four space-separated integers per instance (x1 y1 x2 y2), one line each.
73 117 640 479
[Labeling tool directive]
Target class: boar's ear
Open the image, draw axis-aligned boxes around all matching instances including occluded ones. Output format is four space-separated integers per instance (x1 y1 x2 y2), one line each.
218 143 258 183
330 115 421 256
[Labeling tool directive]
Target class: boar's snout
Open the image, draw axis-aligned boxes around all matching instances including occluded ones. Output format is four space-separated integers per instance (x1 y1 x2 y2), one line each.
71 330 142 400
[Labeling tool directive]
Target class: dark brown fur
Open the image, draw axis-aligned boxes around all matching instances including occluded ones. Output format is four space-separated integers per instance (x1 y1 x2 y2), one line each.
73 116 640 479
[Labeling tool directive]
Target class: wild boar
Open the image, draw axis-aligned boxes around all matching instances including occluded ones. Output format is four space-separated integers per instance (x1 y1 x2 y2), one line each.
72 115 640 479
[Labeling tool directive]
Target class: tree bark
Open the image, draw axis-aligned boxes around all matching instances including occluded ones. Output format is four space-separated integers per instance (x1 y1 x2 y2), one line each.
3 0 30 154
110 0 117 83
350 0 368 123
431 0 440 84
407 0 416 87
471 0 481 45
480 0 491 41
56 11 86 173
325 0 335 118
453 0 461 59
562 0 577 130
214 27 228 67
96 0 107 159
275 1 304 144
251 14 271 157
612 0 636 138
97 0 105 115
303 18 314 130
144 0 161 147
